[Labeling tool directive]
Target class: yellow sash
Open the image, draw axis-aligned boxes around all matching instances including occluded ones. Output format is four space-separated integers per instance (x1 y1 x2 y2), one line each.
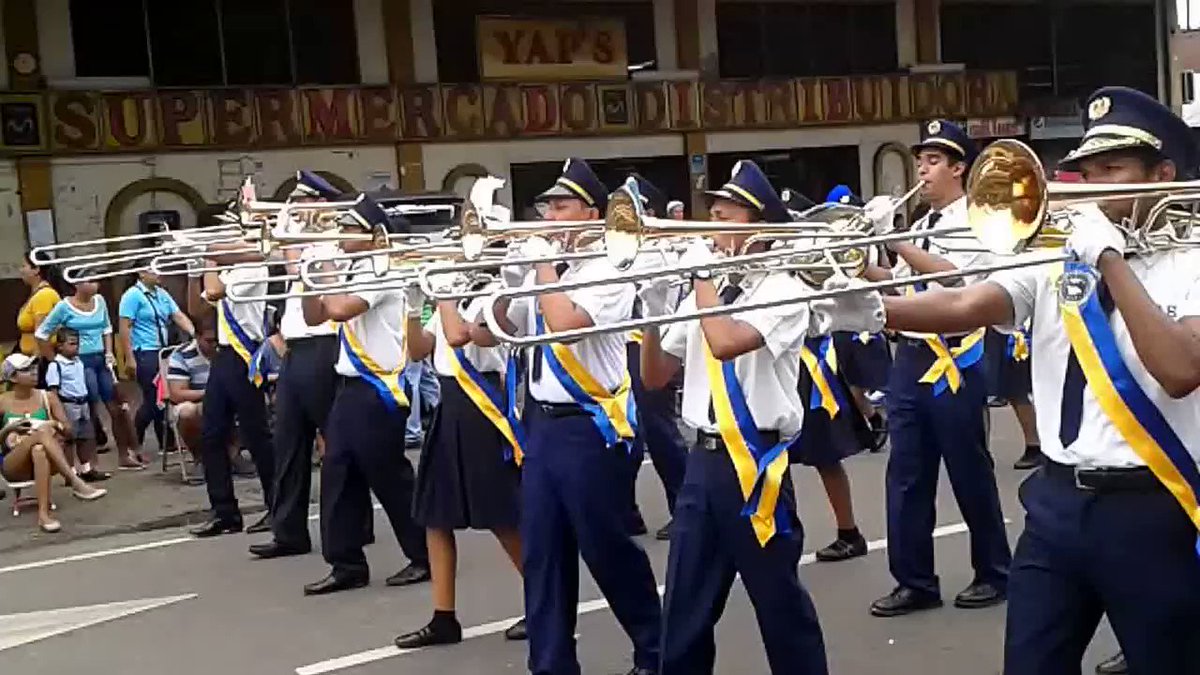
799 336 842 418
445 344 526 465
536 315 637 446
338 323 409 412
918 328 986 395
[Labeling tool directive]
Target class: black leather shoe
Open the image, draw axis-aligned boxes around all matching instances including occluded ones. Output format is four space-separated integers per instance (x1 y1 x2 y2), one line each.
303 572 369 596
627 511 648 536
249 540 310 559
1096 651 1128 674
1013 447 1044 470
815 535 868 562
394 620 462 649
625 667 655 675
954 581 1006 609
190 517 243 538
654 520 672 541
245 513 272 534
385 562 431 587
870 587 943 617
504 617 527 641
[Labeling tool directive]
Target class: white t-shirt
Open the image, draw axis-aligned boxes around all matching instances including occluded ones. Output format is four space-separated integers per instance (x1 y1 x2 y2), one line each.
280 244 340 340
508 256 636 404
989 249 1200 468
427 291 509 377
217 267 268 345
334 262 411 379
661 271 812 437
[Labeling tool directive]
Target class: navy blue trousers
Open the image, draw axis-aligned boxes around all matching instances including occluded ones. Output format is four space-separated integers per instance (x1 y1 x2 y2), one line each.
319 378 427 577
1005 469 1200 675
627 342 687 514
884 340 1011 597
133 349 164 447
201 347 274 520
661 446 828 675
521 402 662 675
270 335 339 549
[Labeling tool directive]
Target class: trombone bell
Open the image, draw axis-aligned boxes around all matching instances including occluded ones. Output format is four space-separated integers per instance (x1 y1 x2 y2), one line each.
965 139 1048 255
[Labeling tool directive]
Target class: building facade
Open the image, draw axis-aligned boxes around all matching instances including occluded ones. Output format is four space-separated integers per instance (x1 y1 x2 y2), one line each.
0 0 1171 336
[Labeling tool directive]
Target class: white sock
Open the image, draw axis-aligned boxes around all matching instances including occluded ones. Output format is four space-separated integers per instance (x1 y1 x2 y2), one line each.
78 462 91 474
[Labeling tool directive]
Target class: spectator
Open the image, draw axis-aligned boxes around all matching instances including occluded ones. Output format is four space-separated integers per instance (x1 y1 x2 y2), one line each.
666 200 685 220
403 303 440 449
35 279 142 470
15 255 66 387
44 328 108 482
166 317 254 485
0 353 107 533
119 270 194 451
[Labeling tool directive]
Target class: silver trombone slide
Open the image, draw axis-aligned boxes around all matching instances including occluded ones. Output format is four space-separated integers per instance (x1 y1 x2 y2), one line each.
417 250 605 301
30 226 243 266
482 249 1067 347
224 270 419 303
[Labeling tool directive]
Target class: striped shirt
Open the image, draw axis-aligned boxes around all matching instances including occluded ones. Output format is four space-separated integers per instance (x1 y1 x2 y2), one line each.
166 341 210 390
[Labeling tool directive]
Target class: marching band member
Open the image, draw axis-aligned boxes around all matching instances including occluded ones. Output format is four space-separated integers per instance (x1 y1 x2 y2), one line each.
189 237 276 538
251 170 348 560
489 158 661 675
299 195 430 595
983 321 1043 469
843 87 1200 674
624 173 689 541
640 161 831 674
394 271 526 647
861 120 1011 617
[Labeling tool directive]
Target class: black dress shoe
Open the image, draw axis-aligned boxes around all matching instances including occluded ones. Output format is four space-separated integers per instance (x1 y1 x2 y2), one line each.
954 581 1006 609
627 511 648 536
1096 651 1128 674
625 667 655 675
303 571 369 596
1013 447 1044 470
385 562 431 587
654 520 672 541
245 513 272 534
249 540 310 559
394 619 462 649
869 587 943 617
815 535 868 562
190 517 243 538
504 617 527 641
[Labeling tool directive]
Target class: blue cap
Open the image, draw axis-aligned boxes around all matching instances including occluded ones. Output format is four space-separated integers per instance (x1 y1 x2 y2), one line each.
824 185 864 207
912 119 978 167
338 194 396 233
780 188 815 213
704 160 790 223
627 173 668 216
290 170 342 200
535 158 608 212
1059 86 1197 176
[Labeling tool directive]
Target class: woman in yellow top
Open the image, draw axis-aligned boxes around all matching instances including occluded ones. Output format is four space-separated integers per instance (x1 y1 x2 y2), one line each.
16 256 64 354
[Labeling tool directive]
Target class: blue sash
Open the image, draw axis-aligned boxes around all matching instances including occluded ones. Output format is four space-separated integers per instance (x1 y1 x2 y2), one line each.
338 323 409 413
445 345 527 465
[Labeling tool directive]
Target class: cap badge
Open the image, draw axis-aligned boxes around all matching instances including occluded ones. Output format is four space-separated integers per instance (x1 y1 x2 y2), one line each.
1088 96 1111 121
927 120 942 135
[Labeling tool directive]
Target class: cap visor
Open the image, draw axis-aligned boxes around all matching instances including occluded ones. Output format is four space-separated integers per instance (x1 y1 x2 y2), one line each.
1057 135 1148 171
911 139 966 160
535 184 580 203
703 188 758 212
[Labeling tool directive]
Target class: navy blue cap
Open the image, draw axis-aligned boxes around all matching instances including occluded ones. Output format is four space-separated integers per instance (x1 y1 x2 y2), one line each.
535 158 608 212
912 119 978 167
824 185 864 207
1059 86 1197 175
780 188 815 213
338 194 399 233
290 170 342 200
704 160 790 223
627 173 668 216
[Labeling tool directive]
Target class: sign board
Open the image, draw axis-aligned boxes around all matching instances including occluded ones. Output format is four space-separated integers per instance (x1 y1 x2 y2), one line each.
1029 115 1084 140
965 116 1026 139
477 16 628 81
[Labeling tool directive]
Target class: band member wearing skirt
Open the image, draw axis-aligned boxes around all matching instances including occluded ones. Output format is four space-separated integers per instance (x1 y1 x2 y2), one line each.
395 278 526 647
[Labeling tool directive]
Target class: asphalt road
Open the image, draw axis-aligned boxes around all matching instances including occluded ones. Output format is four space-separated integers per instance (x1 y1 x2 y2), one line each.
0 409 1119 675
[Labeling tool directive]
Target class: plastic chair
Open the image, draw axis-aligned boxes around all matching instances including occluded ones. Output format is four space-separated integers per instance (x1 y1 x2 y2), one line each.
157 346 195 484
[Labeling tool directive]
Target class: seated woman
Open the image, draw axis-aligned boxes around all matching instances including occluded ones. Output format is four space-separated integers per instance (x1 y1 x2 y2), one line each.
0 354 107 533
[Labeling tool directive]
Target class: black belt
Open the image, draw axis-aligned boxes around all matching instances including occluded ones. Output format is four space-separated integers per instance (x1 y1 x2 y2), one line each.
59 395 89 405
286 334 337 347
530 399 590 419
697 430 781 452
1043 458 1164 493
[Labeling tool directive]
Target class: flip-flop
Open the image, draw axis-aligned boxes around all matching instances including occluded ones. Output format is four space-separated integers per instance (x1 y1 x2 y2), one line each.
73 487 108 501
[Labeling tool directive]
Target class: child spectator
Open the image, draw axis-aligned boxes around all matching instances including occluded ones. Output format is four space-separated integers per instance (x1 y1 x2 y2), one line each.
44 328 109 482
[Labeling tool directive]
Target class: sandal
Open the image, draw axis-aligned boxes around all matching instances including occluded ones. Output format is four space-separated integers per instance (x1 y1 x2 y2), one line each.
79 468 112 482
40 519 62 533
73 487 108 501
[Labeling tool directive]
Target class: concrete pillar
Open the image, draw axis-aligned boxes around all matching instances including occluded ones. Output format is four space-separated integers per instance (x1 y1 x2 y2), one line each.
4 0 44 89
380 0 425 192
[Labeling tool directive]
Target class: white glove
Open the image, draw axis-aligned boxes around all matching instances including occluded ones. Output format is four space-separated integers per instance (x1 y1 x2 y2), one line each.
431 272 469 295
404 284 426 317
1065 203 1126 267
501 263 529 289
271 212 306 239
809 277 886 336
862 195 897 236
519 236 555 260
678 239 717 279
637 277 674 318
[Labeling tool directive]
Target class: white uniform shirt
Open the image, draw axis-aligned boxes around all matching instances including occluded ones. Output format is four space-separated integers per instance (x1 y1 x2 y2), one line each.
427 291 509 377
509 256 636 404
217 266 269 346
990 249 1200 468
892 196 996 338
661 272 812 437
334 262 411 379
280 244 339 340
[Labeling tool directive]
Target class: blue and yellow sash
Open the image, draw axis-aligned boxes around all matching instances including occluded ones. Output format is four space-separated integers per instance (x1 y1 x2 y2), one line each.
534 315 637 448
799 336 847 418
445 345 527 465
338 323 409 413
1007 327 1030 362
703 341 794 547
904 285 986 395
219 299 261 366
1058 260 1200 551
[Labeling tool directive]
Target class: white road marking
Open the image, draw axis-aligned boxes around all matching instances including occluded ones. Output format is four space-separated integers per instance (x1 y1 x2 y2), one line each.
295 521 983 675
0 594 196 652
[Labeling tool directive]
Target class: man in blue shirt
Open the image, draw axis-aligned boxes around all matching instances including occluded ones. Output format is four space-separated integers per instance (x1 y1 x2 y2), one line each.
119 270 194 451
